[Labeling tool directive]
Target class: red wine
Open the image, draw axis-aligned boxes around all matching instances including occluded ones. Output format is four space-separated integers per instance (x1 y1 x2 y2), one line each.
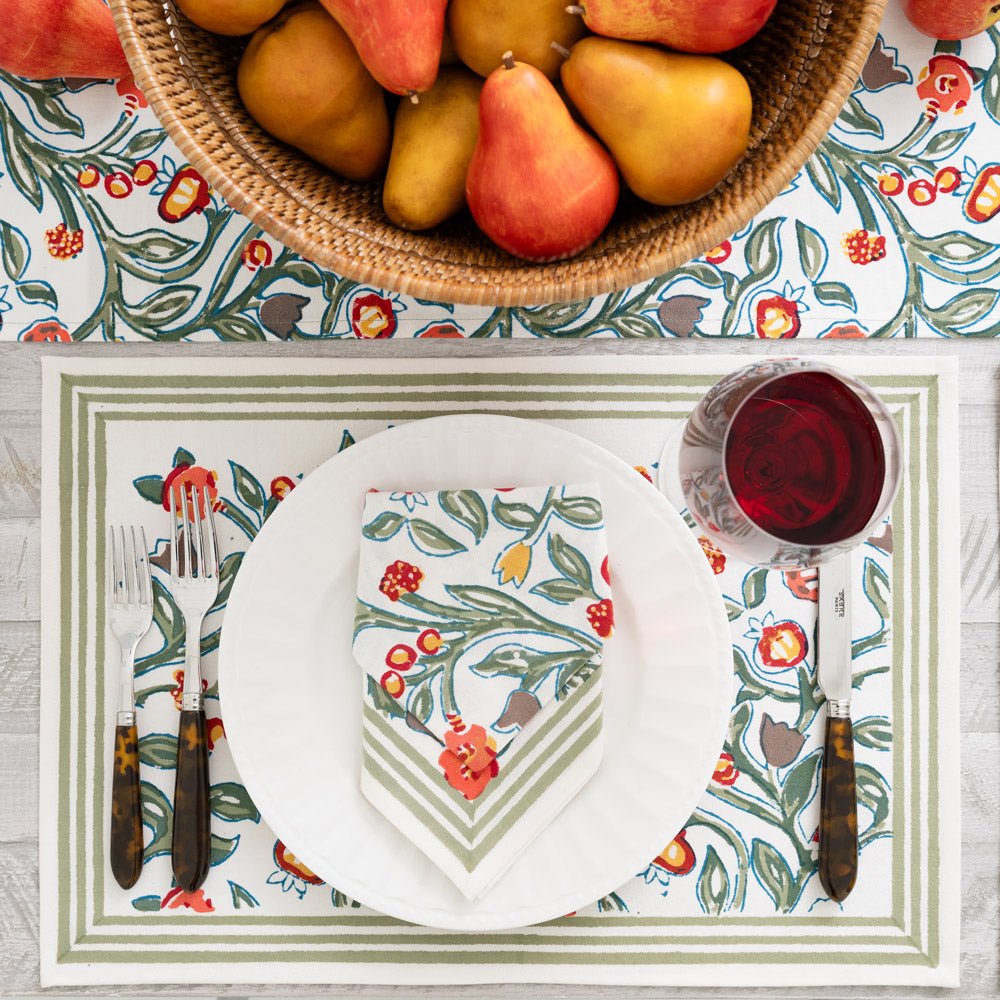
724 371 886 546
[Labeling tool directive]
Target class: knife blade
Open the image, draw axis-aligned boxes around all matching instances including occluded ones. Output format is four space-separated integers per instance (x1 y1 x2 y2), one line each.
817 551 858 903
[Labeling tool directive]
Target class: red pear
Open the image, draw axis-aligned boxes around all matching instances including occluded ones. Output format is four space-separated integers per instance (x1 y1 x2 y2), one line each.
0 0 130 79
318 0 446 96
902 0 1000 39
566 0 777 53
466 54 619 261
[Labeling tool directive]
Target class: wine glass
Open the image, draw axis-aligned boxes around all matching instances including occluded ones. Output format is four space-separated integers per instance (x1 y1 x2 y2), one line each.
662 359 902 569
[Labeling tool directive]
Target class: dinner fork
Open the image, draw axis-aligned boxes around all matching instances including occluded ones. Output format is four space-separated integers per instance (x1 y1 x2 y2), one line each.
169 482 220 893
107 524 153 890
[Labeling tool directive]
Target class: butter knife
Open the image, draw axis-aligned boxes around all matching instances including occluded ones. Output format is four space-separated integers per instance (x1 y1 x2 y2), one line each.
817 551 858 902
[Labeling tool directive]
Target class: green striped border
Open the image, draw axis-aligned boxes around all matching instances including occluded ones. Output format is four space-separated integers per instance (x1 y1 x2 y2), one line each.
50 370 941 971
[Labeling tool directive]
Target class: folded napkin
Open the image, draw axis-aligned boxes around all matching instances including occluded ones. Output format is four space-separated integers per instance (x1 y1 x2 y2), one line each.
353 483 614 899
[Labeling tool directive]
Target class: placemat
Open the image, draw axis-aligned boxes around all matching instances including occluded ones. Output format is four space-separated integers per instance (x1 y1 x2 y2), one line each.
38 355 959 986
1 10 999 340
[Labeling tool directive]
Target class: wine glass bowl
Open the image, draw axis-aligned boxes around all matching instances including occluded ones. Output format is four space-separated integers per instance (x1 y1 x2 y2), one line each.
678 360 902 569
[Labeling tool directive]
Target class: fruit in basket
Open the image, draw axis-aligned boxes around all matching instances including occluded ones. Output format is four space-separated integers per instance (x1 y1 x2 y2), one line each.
902 0 1000 39
383 68 483 230
466 54 619 261
560 38 751 205
447 0 587 79
565 0 778 53
0 0 130 79
176 0 287 36
238 2 390 182
318 0 447 97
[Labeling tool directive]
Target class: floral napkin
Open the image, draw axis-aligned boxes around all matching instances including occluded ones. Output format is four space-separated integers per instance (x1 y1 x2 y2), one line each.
353 484 614 899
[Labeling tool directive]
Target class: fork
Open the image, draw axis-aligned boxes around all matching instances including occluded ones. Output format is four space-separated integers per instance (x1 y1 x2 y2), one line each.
108 524 153 890
169 482 220 893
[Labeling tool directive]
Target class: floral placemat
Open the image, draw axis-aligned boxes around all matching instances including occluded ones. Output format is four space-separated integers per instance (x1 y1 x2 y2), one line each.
1 9 999 340
39 355 959 986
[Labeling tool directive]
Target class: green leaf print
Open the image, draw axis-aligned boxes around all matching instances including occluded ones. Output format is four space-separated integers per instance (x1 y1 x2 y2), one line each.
751 839 795 912
814 281 858 310
439 489 489 542
133 474 165 505
131 284 200 325
553 496 603 527
140 781 173 861
407 518 468 555
862 557 890 622
0 221 29 280
210 782 261 824
230 462 266 512
855 763 891 828
795 221 827 281
362 510 406 541
16 279 57 308
852 715 892 751
139 732 178 769
228 880 261 909
547 533 594 591
492 497 539 529
742 568 768 609
696 845 730 916
780 750 822 817
529 579 589 605
210 833 240 867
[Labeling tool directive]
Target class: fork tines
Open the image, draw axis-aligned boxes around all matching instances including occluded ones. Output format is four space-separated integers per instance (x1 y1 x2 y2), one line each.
169 483 218 582
108 524 151 607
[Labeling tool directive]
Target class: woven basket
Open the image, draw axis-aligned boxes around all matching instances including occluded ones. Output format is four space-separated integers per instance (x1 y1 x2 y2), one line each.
110 0 886 306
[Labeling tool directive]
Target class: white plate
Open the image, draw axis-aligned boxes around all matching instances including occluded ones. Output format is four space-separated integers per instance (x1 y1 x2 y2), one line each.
219 415 732 931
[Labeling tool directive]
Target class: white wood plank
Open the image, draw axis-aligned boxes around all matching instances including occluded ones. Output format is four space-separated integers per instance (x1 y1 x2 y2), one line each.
0 519 39 622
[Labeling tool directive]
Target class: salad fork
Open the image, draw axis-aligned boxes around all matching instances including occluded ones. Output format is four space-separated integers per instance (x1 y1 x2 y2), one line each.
107 524 153 890
169 482 220 893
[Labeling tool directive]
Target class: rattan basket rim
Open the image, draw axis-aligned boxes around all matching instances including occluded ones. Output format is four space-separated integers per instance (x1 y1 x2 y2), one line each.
109 0 888 307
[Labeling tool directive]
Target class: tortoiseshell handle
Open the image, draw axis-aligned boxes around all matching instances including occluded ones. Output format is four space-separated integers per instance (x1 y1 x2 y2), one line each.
818 714 858 903
171 710 211 892
110 723 144 889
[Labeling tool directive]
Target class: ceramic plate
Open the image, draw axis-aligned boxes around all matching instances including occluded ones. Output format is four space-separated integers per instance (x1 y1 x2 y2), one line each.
219 415 732 930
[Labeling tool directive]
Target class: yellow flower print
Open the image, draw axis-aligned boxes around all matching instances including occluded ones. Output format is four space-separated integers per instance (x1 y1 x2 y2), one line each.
494 541 532 588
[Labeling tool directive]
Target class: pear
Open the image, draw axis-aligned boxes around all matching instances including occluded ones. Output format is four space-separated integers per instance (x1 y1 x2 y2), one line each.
318 0 447 97
177 0 286 36
560 38 752 206
448 0 586 79
565 0 777 54
238 2 390 182
466 54 619 261
383 67 483 230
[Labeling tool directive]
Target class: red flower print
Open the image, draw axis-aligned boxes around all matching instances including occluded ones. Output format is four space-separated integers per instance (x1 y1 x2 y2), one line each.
916 54 974 120
841 229 886 265
132 160 158 186
600 555 611 586
698 536 726 575
654 830 696 875
586 599 615 638
115 75 148 116
206 717 226 751
819 322 867 339
965 164 1000 224
417 322 464 338
21 320 70 343
934 165 961 194
171 669 209 710
351 293 397 339
783 568 819 601
162 464 220 517
712 752 739 786
417 628 443 654
439 724 499 800
704 240 731 264
379 560 423 601
877 171 903 196
158 166 211 223
161 887 213 912
907 178 936 206
105 171 133 199
757 620 808 669
274 840 324 884
755 295 800 339
242 239 273 272
380 670 405 698
270 475 296 500
76 165 100 189
385 644 417 670
634 465 654 483
45 223 84 260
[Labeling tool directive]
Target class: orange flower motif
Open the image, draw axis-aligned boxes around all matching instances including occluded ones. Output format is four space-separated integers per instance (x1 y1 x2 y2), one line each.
45 223 84 260
439 724 499 800
755 295 800 338
206 716 226 751
907 178 936 206
162 464 220 516
21 320 70 343
783 568 819 601
76 165 100 189
105 171 133 199
698 536 726 575
877 171 903 196
161 887 213 911
601 555 611 586
274 840 324 884
757 620 808 669
270 475 297 500
934 165 961 194
379 560 423 601
654 830 696 875
381 670 405 698
704 240 732 264
965 164 1000 224
841 229 886 266
158 166 211 224
385 644 417 670
351 292 397 339
170 669 209 710
132 159 158 186
634 465 654 483
115 75 148 116
242 239 273 272
712 752 739 786
586 599 614 638
820 322 867 339
417 628 443 654
916 54 974 119
417 322 464 338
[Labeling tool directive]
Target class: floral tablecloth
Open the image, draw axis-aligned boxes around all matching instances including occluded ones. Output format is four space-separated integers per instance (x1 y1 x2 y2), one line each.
0 7 999 341
39 355 959 986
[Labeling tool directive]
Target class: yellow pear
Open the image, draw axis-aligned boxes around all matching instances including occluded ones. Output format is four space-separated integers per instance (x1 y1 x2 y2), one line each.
383 68 482 230
448 0 586 79
177 0 286 36
238 1 390 182
560 37 752 205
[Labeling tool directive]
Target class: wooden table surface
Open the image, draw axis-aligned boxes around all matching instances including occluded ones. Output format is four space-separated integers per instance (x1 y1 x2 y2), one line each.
0 338 994 999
